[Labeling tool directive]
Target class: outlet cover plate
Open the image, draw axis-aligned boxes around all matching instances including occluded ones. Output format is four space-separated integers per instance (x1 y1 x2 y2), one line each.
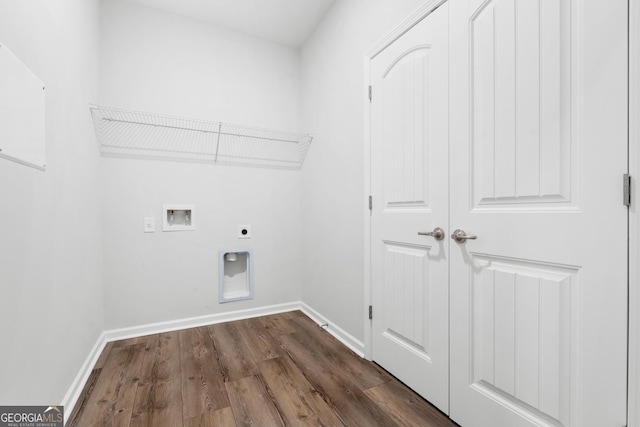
143 217 155 233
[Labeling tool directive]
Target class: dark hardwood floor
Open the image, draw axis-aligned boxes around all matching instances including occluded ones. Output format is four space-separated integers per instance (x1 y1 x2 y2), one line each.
67 311 458 426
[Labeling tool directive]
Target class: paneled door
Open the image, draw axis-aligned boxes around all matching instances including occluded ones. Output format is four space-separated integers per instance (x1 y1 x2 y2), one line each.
370 2 450 413
448 0 628 426
370 0 628 425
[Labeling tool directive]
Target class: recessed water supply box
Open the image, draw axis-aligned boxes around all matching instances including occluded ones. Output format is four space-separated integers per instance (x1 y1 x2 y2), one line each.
219 250 253 303
162 204 195 231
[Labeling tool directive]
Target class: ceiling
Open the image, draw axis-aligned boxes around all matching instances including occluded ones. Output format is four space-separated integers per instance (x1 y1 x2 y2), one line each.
127 0 336 47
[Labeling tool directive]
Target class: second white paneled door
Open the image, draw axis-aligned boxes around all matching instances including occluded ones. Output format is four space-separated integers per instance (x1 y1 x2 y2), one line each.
370 1 450 413
448 0 628 426
369 0 628 426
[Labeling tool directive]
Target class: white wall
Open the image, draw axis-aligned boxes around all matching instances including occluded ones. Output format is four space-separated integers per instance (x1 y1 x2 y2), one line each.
100 0 303 329
100 0 301 128
300 0 427 343
0 0 103 405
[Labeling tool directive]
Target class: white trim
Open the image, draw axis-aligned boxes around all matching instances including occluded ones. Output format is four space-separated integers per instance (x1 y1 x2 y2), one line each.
102 302 300 343
61 332 108 424
299 302 365 357
363 0 446 364
629 0 639 424
61 301 366 422
363 54 373 360
366 0 447 59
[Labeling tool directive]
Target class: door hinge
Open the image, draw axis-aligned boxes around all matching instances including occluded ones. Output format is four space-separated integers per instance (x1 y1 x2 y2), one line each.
368 85 372 102
368 305 373 319
368 195 373 211
623 173 631 207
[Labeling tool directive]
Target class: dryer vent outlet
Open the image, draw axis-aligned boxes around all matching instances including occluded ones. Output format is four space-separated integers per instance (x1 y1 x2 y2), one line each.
219 250 253 303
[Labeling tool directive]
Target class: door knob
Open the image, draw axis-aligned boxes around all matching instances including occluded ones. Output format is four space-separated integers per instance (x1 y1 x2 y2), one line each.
451 229 477 243
418 227 445 241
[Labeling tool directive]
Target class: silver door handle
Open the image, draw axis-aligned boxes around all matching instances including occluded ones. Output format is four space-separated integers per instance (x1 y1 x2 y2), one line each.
451 229 477 243
418 227 445 241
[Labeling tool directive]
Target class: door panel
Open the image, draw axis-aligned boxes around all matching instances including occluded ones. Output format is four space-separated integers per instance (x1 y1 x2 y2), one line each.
449 0 628 426
471 0 572 207
383 47 430 207
370 3 449 413
469 255 575 426
382 242 430 355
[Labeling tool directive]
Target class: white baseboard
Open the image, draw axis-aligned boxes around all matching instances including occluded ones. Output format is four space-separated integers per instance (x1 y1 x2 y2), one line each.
299 302 365 357
62 301 364 422
102 301 301 342
61 332 108 424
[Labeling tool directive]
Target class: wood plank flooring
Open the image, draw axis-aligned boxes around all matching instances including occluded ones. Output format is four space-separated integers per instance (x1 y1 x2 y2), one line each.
67 311 458 426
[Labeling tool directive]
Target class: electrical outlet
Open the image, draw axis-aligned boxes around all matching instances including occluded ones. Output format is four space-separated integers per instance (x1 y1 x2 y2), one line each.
144 217 155 233
238 225 251 239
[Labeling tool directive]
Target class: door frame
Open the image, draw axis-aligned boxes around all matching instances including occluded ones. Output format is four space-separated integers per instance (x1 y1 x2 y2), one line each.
629 0 639 425
363 0 448 361
364 1 638 425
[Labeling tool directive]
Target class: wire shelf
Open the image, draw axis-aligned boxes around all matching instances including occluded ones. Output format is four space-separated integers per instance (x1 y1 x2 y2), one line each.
89 105 313 169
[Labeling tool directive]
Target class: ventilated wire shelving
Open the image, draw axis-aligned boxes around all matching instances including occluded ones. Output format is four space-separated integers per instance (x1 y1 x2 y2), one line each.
89 105 313 170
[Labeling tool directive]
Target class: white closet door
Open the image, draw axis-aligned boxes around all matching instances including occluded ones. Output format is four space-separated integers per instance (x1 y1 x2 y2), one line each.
448 0 628 426
370 3 450 413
